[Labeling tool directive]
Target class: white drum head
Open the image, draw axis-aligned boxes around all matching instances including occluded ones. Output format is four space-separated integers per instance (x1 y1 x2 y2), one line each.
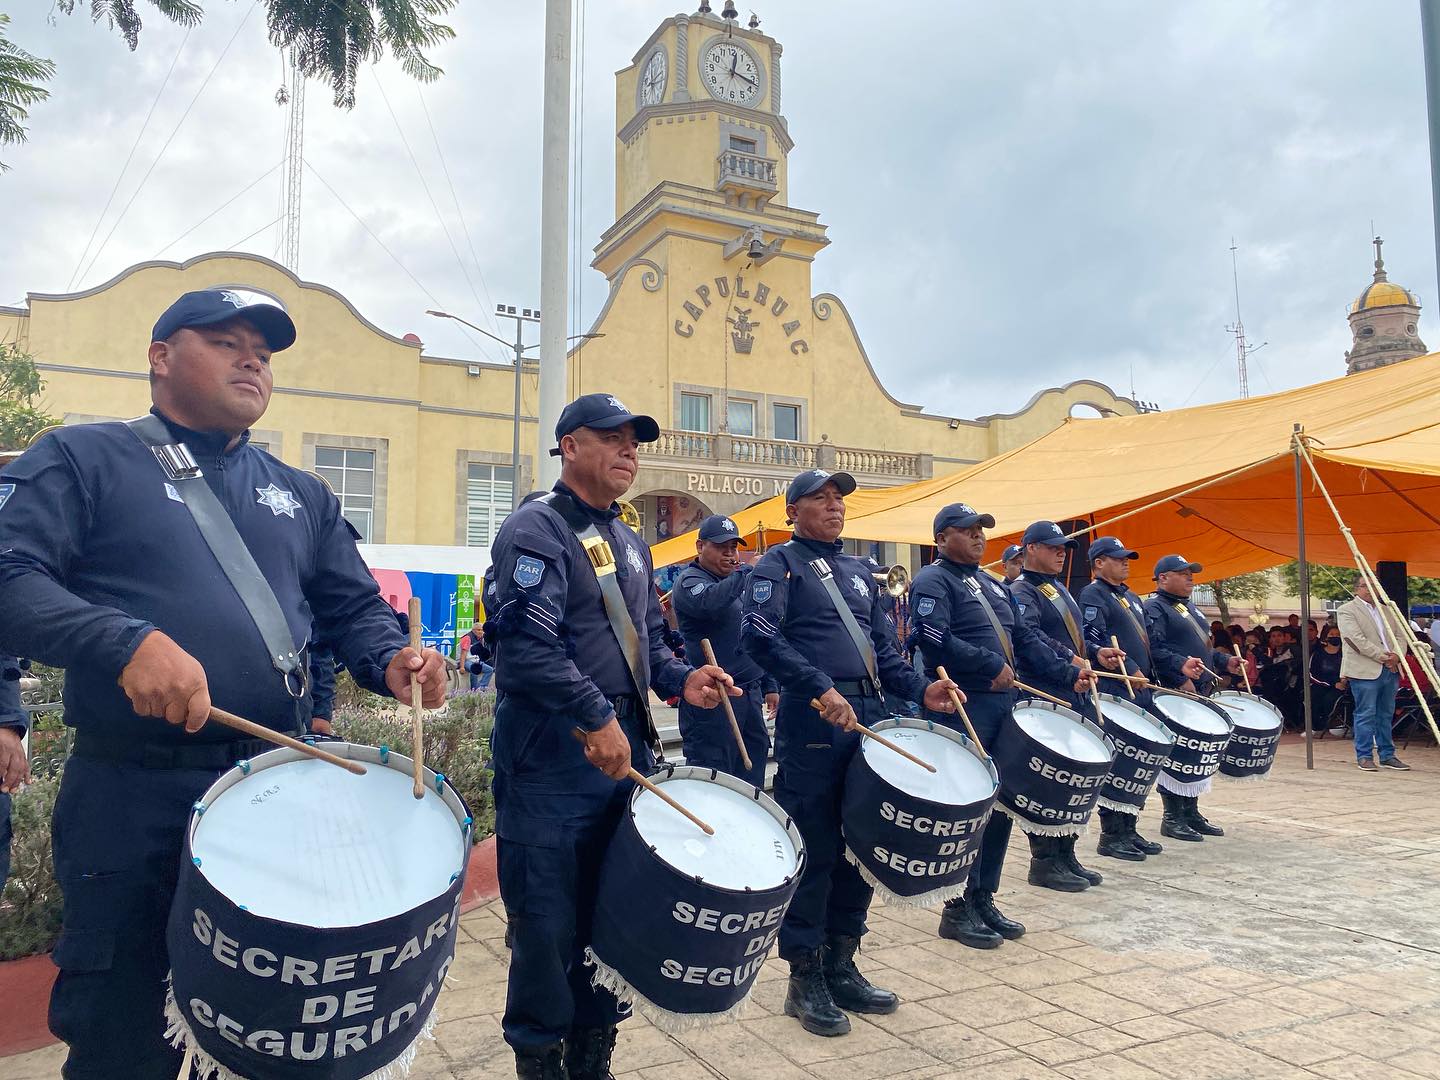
191 748 467 928
1014 706 1110 763
1154 694 1231 736
1097 696 1172 744
862 723 994 804
634 772 798 892
1215 692 1283 732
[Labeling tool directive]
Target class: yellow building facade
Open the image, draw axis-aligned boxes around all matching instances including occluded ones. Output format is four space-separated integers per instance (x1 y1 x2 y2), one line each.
0 8 1138 554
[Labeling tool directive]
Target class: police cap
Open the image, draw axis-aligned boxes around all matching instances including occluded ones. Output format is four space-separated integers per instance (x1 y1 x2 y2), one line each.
698 514 748 546
1088 536 1139 561
1023 520 1076 548
932 502 996 536
550 393 660 455
152 289 297 352
1154 554 1203 578
785 468 857 505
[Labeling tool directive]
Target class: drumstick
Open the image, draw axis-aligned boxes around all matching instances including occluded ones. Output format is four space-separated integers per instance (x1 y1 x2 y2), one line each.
177 1045 195 1080
208 707 366 775
570 729 714 835
1233 643 1253 693
407 596 426 800
1012 679 1070 709
808 699 937 772
936 665 988 759
700 638 754 772
1156 685 1243 711
1111 636 1136 699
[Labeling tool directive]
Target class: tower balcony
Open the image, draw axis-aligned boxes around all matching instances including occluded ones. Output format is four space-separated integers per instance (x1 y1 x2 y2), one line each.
717 149 778 208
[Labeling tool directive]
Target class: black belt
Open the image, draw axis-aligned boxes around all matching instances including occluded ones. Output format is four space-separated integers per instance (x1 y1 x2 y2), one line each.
609 693 642 720
72 731 298 771
829 679 881 699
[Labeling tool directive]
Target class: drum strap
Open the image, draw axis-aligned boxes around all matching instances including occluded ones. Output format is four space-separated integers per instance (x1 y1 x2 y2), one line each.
125 415 307 701
967 577 1015 667
1173 601 1214 656
1111 591 1152 668
787 543 880 694
539 492 661 752
1039 582 1084 654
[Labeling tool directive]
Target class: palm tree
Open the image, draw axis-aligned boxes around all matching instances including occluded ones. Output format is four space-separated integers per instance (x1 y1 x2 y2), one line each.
0 14 56 171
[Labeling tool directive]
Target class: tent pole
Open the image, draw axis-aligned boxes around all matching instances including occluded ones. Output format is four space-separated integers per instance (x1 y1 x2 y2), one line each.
1293 424 1314 770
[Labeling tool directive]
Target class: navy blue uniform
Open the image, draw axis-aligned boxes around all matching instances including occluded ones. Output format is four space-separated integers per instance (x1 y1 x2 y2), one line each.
1144 590 1231 695
0 655 26 891
0 412 405 1080
1080 578 1160 716
488 483 690 1052
1009 570 1098 719
741 536 928 959
671 561 775 787
910 559 1078 890
307 640 337 730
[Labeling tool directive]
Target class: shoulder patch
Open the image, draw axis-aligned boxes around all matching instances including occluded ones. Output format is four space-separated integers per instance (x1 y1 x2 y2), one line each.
688 581 708 596
513 555 545 588
751 579 773 604
0 483 15 511
915 597 936 617
1017 602 1027 615
1083 606 1099 622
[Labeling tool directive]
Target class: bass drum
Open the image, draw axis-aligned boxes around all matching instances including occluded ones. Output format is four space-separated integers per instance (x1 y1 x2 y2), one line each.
1214 691 1283 780
1152 692 1233 794
1092 694 1175 812
992 702 1113 836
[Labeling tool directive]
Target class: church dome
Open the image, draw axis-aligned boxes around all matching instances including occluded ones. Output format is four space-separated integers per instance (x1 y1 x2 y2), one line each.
1350 279 1419 312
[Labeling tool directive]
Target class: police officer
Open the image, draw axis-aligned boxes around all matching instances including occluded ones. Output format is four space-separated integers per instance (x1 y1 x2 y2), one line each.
671 514 777 787
487 393 738 1080
1007 520 1118 888
0 289 446 1080
1000 543 1024 584
741 469 958 1037
0 654 29 891
1144 554 1242 842
1078 536 1165 859
910 504 1087 945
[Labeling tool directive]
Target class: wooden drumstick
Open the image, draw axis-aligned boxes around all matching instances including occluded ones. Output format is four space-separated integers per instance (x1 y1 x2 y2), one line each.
1012 679 1070 709
936 665 988 760
808 699 937 772
700 637 753 772
408 596 426 800
570 729 713 835
1233 643 1253 693
177 1045 195 1080
209 707 366 775
1111 636 1136 699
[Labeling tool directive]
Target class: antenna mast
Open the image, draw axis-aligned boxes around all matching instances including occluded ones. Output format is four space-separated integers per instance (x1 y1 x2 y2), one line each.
1226 239 1253 399
279 50 306 271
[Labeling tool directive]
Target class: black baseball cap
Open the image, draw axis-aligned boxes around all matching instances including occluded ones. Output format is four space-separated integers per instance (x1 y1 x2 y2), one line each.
1002 544 1023 563
550 393 660 455
1154 554 1203 578
933 502 996 536
698 514 748 546
785 468 856 505
1088 536 1138 561
152 289 297 352
1023 520 1076 548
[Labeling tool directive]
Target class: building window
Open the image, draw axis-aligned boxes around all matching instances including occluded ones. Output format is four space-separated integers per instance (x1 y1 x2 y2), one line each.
729 135 757 153
315 447 376 542
727 399 755 437
466 463 515 547
773 403 800 441
679 392 711 432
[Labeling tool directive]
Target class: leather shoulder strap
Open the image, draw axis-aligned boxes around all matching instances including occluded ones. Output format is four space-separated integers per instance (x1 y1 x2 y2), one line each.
785 542 879 692
1039 581 1084 653
966 574 1016 666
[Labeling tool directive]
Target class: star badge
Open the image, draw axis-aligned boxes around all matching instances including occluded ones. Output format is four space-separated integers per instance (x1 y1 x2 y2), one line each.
256 483 302 518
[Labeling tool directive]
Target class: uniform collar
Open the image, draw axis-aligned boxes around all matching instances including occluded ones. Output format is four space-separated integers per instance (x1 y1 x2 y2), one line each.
686 559 722 581
789 533 844 555
1156 588 1190 605
152 406 251 460
1021 568 1057 585
1094 577 1131 596
553 481 620 524
936 556 979 577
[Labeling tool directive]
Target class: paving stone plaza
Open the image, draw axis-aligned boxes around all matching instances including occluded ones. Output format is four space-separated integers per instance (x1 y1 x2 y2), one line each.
11 735 1438 1080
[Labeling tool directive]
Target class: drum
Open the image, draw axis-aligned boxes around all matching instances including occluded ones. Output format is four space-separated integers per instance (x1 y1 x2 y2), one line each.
1214 691 1283 780
1152 692 1234 794
841 717 998 907
992 702 1113 836
165 743 473 1080
1093 694 1176 813
587 765 804 1032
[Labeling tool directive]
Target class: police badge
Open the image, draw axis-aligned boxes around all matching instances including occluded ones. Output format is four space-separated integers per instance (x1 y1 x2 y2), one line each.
752 580 773 604
915 597 936 617
514 555 545 588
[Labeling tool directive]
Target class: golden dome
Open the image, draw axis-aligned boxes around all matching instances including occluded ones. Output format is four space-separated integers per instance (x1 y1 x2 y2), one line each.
1350 280 1418 312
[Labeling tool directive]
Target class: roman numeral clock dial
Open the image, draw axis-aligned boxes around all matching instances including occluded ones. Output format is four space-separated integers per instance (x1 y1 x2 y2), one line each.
702 41 761 106
640 48 667 107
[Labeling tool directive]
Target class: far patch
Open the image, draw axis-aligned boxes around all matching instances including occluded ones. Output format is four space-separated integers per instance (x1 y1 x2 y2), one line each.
0 483 13 512
514 555 545 588
1083 606 1098 622
688 582 708 596
752 580 773 604
915 597 936 617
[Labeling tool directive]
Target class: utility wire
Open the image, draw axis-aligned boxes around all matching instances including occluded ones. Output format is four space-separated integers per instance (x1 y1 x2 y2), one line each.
154 160 284 258
228 214 285 250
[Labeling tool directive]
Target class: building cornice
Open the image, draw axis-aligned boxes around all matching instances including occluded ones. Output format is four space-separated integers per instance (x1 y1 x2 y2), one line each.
618 100 793 153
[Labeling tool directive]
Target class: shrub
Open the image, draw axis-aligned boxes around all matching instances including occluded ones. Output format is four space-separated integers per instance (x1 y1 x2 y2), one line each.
0 773 63 961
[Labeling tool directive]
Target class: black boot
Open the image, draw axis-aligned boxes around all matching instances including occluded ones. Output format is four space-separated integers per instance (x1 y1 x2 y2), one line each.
516 1043 568 1080
823 935 899 1015
1160 791 1203 842
937 896 1002 949
564 1027 617 1080
1027 834 1090 891
1184 796 1224 836
1060 835 1103 885
1096 808 1146 861
1125 814 1163 856
969 888 1026 940
784 950 850 1036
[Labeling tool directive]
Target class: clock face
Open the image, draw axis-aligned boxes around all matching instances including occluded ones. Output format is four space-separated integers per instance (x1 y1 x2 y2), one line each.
702 41 762 106
639 48 666 107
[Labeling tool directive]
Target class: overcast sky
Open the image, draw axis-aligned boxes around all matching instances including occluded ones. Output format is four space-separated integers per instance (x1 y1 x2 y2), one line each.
3 1 1435 419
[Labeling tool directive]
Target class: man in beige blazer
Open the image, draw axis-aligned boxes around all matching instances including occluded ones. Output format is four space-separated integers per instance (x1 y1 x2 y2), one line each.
1336 578 1409 771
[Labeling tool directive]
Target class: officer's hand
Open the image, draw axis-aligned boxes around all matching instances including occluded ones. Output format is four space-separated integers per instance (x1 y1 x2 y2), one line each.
922 678 963 714
310 717 334 737
1225 655 1244 675
581 717 631 780
385 647 448 709
1179 679 1197 695
119 630 211 733
764 692 779 720
990 664 1016 691
682 665 743 709
815 688 858 731
1073 667 1095 694
0 728 30 794
1097 647 1125 671
1181 657 1206 680
1128 671 1151 691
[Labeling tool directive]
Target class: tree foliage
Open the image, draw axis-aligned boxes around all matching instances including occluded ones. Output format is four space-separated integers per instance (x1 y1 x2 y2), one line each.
0 14 57 170
1209 571 1272 624
1279 561 1440 607
0 343 60 449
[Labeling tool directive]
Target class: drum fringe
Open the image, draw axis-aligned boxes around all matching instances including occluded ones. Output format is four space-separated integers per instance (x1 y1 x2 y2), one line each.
842 847 967 908
1156 775 1212 797
583 947 754 1033
1219 770 1272 783
163 982 437 1080
1096 796 1150 814
997 805 1089 838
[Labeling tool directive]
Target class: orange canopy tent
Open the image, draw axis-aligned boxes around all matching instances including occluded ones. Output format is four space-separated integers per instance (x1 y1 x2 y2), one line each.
650 352 1440 577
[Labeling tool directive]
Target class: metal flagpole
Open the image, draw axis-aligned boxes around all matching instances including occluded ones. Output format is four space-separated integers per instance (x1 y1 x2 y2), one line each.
1293 424 1314 770
1422 0 1440 303
537 0 572 491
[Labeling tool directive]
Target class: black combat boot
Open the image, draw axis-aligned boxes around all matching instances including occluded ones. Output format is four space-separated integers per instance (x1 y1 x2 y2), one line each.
1184 796 1224 836
1027 834 1089 891
784 949 850 1036
1096 808 1145 861
823 934 899 1015
1122 811 1163 855
564 1027 617 1080
969 888 1026 940
1159 791 1202 842
516 1043 568 1080
1059 834 1103 885
938 895 1002 949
